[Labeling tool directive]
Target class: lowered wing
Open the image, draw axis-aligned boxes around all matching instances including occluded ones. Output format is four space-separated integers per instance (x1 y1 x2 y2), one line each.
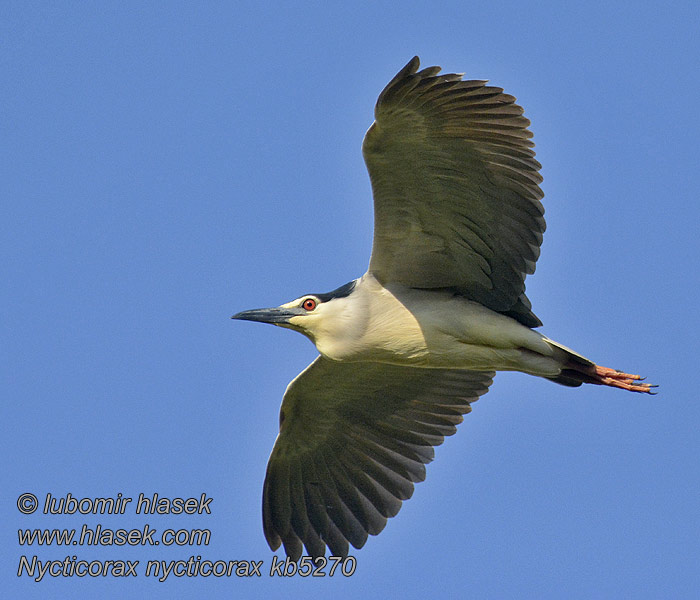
263 356 494 559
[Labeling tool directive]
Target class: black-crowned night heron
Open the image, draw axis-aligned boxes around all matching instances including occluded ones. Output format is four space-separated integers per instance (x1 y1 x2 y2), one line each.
232 57 655 560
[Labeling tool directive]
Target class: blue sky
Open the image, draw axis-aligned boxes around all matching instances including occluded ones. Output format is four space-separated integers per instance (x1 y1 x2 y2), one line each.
3 1 699 598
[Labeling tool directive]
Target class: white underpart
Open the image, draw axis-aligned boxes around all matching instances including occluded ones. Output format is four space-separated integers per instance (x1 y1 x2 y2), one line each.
290 273 567 377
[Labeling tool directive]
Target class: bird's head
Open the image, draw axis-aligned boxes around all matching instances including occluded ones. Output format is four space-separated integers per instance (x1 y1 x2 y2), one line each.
232 280 359 350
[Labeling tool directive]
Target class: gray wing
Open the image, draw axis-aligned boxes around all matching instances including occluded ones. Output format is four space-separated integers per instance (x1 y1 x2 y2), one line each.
363 56 545 327
262 356 494 559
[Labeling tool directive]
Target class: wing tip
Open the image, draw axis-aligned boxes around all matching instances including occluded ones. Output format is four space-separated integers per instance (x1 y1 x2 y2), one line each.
395 56 421 80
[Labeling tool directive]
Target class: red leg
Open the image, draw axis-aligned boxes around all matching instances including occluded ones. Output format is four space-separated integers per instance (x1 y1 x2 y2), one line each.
591 365 657 394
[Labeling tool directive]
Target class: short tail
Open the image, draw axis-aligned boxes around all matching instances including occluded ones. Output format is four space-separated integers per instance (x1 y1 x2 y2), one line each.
543 338 657 394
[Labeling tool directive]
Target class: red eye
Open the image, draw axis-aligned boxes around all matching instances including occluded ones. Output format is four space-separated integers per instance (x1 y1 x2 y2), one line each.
302 298 317 311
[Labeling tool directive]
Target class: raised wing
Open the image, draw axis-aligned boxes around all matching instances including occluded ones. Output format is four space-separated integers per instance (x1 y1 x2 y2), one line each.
363 56 545 327
262 356 494 559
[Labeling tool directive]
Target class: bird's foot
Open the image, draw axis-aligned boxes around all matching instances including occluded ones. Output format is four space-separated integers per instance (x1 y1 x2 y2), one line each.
593 365 657 394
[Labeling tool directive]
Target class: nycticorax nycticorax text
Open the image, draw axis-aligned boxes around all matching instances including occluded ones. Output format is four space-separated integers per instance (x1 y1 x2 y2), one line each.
232 57 655 560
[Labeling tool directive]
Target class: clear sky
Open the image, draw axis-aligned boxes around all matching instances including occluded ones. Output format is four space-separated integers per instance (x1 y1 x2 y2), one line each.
3 1 699 598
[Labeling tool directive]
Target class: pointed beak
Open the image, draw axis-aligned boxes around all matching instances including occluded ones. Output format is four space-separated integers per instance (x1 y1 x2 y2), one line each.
231 307 303 325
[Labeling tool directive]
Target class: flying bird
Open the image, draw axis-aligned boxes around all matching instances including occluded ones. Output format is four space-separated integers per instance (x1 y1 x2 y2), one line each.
232 56 655 560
